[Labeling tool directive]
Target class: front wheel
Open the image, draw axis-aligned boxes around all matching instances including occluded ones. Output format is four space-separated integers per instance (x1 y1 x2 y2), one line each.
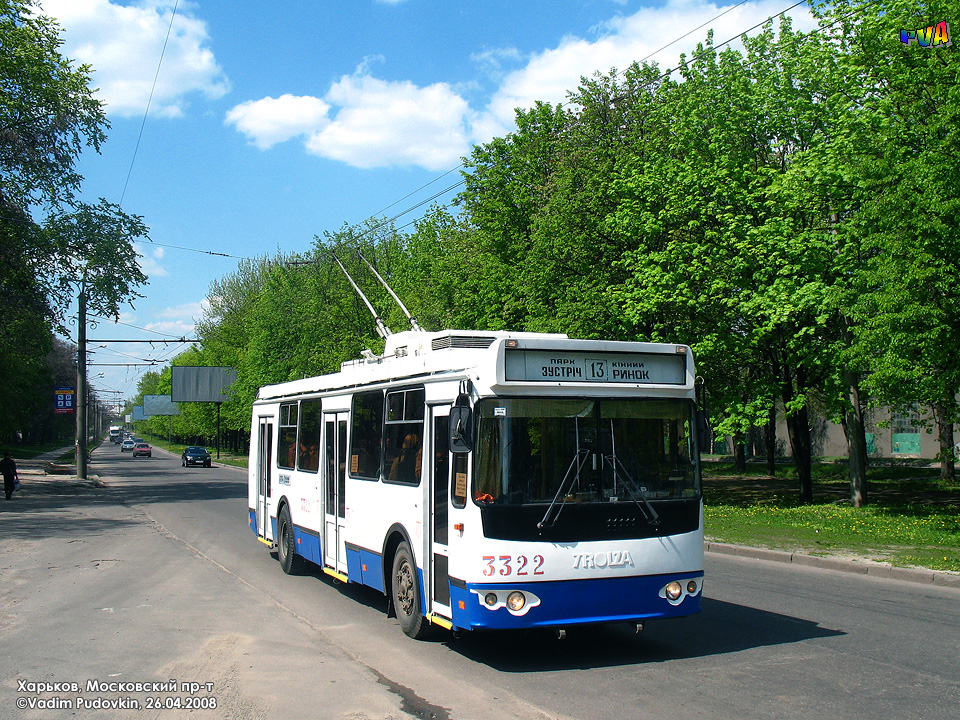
277 504 303 575
392 542 429 639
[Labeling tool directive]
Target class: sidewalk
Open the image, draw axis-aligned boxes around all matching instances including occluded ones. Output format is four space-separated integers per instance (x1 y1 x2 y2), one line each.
4 446 104 498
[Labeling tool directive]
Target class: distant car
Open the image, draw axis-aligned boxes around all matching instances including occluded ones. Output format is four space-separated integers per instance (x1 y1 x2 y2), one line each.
121 439 136 452
181 446 211 468
132 442 152 457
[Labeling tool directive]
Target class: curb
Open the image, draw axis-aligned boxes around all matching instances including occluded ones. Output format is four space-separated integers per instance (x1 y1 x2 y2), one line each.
706 541 960 589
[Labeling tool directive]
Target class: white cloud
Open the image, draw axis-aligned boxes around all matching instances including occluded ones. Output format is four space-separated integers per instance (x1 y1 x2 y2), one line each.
477 0 817 140
305 74 472 171
145 319 196 335
224 0 816 170
154 300 208 321
225 95 332 149
38 0 230 118
135 242 168 278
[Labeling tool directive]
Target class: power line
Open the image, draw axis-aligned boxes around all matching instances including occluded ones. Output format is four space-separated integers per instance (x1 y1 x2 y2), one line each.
120 0 181 206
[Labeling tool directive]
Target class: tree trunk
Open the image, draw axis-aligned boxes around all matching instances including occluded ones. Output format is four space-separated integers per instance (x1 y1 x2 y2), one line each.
845 370 868 507
782 369 813 504
733 433 746 473
765 406 777 477
933 401 956 482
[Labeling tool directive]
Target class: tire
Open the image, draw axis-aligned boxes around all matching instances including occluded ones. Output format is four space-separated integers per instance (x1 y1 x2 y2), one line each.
392 542 429 639
277 504 303 575
204 460 211 468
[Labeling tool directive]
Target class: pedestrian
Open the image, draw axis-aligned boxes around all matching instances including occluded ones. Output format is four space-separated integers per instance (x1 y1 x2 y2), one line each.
1 451 18 500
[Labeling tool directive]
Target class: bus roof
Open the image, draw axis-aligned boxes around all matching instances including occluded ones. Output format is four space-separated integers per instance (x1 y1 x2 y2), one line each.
255 329 695 402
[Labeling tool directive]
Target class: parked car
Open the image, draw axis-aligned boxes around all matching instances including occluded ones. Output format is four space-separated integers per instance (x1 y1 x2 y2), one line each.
132 442 152 457
181 446 212 468
121 439 136 452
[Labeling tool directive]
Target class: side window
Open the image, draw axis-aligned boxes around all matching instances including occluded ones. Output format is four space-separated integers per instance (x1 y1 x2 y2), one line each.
297 399 322 473
350 390 384 480
384 388 425 485
277 402 298 470
434 415 449 545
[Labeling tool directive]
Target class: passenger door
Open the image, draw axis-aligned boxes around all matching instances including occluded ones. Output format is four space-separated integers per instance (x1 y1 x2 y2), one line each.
256 418 273 540
323 412 348 574
429 406 452 619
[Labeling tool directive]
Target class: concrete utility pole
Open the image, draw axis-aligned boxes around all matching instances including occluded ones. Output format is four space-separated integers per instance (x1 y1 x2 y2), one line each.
76 289 88 480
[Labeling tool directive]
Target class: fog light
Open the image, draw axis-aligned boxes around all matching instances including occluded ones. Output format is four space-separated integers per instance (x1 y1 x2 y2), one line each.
665 582 683 601
484 592 498 607
687 580 699 594
506 591 526 611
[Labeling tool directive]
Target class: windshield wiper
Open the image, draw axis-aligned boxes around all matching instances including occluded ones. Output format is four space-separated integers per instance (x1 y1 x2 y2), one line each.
605 455 661 530
537 449 590 531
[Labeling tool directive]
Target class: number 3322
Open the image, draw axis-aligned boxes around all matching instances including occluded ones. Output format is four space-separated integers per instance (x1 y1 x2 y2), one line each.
482 554 544 576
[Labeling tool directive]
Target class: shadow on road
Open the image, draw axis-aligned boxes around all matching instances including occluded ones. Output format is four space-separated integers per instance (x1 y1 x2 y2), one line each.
444 598 844 671
0 470 247 541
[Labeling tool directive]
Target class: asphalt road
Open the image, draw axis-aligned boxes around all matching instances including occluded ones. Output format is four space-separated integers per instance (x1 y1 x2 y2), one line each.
2 444 958 720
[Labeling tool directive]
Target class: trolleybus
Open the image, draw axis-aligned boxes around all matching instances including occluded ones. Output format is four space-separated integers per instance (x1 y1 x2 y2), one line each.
248 328 707 638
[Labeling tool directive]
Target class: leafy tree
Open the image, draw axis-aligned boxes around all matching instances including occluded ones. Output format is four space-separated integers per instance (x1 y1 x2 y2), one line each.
0 0 111 443
0 0 107 213
611 24 844 503
815 0 960 481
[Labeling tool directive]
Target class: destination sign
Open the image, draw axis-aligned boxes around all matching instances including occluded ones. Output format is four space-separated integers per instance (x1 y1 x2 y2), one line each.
504 350 686 385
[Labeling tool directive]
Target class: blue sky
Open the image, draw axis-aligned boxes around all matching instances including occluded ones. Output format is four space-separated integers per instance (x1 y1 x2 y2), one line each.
37 0 815 404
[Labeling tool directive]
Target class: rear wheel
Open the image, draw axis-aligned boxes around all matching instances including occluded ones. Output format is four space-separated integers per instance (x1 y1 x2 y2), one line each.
277 504 303 575
392 542 429 639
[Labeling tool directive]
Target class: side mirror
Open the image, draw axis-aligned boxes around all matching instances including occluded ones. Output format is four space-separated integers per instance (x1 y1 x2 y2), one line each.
449 394 473 453
696 409 711 451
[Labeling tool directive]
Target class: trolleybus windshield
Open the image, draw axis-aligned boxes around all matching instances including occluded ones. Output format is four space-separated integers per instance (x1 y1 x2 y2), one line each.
473 398 700 507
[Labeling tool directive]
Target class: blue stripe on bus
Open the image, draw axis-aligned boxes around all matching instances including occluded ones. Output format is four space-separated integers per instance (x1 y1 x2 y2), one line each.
248 508 256 534
449 571 703 630
293 526 322 565
345 545 385 592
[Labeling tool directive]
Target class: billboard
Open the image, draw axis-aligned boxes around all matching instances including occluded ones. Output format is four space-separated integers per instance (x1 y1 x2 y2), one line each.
171 366 236 403
143 394 180 416
132 406 150 421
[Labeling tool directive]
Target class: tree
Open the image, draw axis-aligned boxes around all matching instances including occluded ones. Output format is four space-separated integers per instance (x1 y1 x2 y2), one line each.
816 0 960 482
0 0 107 213
0 0 110 444
43 200 149 477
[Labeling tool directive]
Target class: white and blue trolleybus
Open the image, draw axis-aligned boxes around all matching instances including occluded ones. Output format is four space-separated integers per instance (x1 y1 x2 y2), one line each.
248 328 706 638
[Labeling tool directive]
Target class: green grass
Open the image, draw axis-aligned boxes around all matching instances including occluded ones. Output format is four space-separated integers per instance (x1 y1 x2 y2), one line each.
703 462 960 572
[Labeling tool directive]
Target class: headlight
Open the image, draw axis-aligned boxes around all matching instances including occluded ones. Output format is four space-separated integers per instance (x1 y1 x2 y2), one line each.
665 581 683 601
506 591 526 611
687 580 699 595
484 592 498 607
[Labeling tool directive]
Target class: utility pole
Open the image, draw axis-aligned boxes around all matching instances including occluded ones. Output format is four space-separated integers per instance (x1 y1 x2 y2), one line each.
76 288 88 480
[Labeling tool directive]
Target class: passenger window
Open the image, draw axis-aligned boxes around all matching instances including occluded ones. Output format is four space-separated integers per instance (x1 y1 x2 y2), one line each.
384 388 425 485
277 402 298 470
350 390 384 480
297 399 322 473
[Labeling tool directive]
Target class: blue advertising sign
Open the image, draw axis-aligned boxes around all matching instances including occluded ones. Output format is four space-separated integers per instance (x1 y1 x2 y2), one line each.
55 386 75 414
